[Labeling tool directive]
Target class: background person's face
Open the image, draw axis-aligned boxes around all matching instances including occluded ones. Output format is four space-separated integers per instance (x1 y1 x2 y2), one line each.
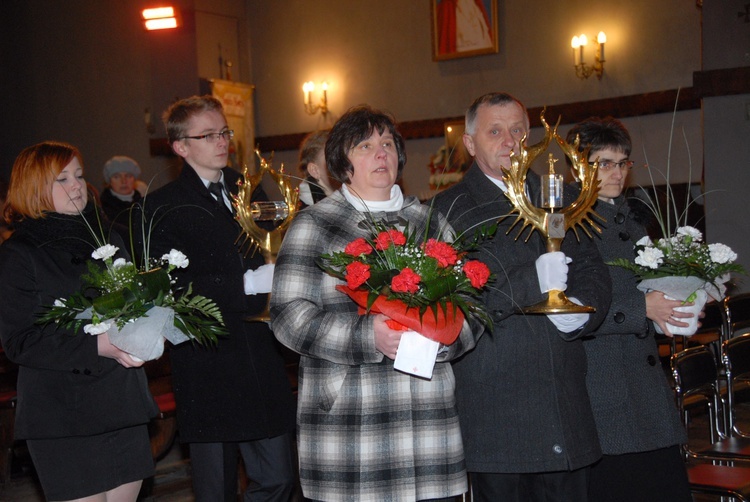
110 172 136 195
308 149 336 196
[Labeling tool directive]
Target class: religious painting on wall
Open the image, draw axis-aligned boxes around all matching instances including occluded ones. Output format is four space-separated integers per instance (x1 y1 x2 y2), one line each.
431 0 499 61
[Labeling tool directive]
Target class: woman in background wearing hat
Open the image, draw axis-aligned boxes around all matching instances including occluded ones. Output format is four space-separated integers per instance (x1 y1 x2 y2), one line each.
100 156 143 226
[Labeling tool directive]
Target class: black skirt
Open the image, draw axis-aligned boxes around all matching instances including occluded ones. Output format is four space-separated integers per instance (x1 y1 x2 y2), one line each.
27 424 154 500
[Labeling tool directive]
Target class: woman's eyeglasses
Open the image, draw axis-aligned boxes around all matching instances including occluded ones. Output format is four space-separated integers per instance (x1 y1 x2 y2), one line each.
595 160 635 171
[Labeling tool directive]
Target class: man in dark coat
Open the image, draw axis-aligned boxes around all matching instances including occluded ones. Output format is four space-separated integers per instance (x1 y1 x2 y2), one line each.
431 92 611 502
144 95 296 501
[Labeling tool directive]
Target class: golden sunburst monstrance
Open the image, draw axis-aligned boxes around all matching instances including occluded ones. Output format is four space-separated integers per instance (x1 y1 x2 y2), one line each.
501 111 604 314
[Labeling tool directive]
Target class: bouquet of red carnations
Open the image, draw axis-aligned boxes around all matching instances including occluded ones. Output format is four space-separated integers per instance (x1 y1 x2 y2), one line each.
317 221 494 346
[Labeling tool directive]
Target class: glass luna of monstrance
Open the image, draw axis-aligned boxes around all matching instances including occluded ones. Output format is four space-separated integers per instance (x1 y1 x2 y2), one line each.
501 111 604 314
232 149 299 322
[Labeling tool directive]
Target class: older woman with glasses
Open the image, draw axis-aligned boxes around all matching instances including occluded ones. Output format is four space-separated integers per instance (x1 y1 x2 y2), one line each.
566 117 693 502
0 141 157 502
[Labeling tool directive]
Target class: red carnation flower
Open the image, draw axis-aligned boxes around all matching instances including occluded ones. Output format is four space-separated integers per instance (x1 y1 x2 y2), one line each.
344 238 373 256
375 229 407 250
345 261 371 289
463 260 490 288
423 238 459 267
391 267 421 294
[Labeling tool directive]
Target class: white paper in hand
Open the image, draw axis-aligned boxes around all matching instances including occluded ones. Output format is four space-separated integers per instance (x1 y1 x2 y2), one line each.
393 330 441 380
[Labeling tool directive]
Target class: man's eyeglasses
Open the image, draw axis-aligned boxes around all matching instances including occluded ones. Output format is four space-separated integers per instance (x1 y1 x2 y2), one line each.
181 130 234 143
595 160 635 171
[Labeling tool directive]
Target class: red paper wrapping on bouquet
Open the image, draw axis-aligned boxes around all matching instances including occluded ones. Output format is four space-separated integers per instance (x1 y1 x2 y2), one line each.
336 285 464 345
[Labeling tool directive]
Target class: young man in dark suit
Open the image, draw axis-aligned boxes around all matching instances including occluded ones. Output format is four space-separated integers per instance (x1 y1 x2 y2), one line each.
145 95 296 501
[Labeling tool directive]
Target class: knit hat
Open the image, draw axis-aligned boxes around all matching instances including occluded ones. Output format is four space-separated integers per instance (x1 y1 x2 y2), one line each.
103 156 141 183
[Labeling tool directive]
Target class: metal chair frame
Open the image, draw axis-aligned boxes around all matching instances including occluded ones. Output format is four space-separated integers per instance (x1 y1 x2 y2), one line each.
723 333 750 439
672 344 750 463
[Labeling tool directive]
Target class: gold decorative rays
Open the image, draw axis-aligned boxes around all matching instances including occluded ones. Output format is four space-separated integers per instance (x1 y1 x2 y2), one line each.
232 150 299 262
232 150 299 322
501 110 604 314
502 111 602 244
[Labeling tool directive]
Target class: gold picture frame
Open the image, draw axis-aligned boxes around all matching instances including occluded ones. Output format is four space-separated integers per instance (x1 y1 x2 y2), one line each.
431 0 499 61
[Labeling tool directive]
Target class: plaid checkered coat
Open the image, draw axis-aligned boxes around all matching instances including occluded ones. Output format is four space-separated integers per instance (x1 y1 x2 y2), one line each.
270 191 481 501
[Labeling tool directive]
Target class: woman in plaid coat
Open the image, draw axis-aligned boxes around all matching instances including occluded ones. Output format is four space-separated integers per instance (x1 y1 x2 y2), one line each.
270 106 482 501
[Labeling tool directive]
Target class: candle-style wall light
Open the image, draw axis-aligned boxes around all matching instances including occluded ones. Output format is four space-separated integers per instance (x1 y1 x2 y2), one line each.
302 81 328 116
571 31 606 80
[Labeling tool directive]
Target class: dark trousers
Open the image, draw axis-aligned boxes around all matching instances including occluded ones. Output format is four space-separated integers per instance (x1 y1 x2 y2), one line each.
189 432 295 502
470 467 590 502
588 445 691 502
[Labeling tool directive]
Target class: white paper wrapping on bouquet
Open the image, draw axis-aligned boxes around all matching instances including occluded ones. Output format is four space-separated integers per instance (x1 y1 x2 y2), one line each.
393 330 441 380
108 306 190 361
637 276 725 336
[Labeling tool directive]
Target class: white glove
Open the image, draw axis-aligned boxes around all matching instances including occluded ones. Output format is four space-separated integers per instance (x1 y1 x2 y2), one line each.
546 298 590 333
243 263 275 295
536 252 572 293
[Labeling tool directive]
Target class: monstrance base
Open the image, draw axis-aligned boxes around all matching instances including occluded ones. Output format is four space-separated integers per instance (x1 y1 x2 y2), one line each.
522 290 596 315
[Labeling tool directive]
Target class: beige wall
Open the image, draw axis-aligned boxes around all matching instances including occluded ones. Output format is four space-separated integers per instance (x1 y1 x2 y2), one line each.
701 1 750 293
248 0 702 197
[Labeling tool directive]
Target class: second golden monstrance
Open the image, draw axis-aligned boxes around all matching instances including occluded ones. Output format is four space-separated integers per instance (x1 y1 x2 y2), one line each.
233 150 299 322
503 112 603 314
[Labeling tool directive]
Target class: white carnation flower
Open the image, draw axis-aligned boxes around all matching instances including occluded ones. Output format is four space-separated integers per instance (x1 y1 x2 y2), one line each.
708 243 737 264
677 226 703 241
634 247 664 269
91 244 118 261
635 235 653 247
162 249 189 269
83 320 113 335
112 258 127 268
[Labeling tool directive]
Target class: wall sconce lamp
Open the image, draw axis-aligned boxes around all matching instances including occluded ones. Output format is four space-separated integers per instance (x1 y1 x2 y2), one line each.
302 81 328 116
571 31 606 80
142 6 180 31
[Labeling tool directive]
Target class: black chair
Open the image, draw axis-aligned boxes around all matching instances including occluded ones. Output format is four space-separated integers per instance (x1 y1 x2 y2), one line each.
672 345 750 500
671 345 750 461
727 293 750 341
723 333 750 438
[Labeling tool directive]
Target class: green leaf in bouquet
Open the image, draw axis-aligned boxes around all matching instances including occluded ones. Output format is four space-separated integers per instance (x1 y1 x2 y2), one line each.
421 275 459 303
92 287 137 316
171 283 227 345
365 268 398 291
132 268 171 302
35 292 92 333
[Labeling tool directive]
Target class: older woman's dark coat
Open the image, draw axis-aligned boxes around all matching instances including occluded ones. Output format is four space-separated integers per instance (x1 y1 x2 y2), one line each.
583 196 686 453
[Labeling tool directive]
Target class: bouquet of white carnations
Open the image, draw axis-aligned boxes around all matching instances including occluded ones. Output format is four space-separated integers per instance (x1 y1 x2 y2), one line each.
610 226 743 335
37 243 226 361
